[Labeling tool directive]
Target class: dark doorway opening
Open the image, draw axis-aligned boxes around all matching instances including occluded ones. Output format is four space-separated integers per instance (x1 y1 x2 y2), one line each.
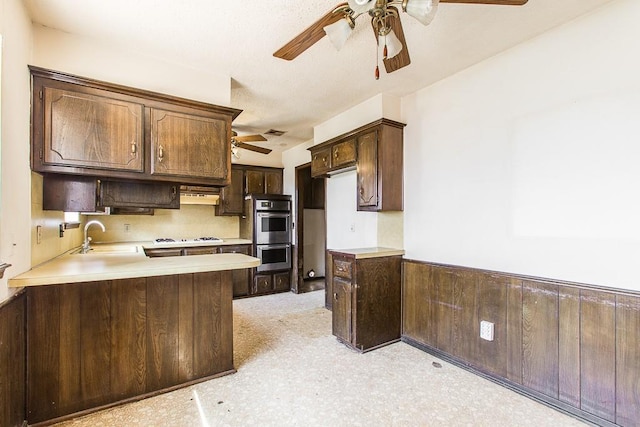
293 163 326 293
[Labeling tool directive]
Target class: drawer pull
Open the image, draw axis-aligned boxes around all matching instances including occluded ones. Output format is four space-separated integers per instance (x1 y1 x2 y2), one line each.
333 292 338 300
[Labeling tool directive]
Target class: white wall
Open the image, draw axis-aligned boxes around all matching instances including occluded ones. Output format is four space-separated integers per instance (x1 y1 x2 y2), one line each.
32 25 230 106
0 0 33 302
282 140 313 245
402 0 640 291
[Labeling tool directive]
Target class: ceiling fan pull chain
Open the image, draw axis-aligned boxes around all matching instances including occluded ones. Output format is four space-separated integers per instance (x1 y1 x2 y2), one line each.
375 36 380 80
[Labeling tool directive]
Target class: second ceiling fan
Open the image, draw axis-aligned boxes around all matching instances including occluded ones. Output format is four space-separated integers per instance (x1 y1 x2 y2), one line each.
231 131 272 158
274 0 529 79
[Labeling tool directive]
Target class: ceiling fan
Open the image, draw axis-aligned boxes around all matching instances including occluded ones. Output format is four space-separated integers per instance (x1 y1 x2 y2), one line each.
231 131 272 159
274 0 529 79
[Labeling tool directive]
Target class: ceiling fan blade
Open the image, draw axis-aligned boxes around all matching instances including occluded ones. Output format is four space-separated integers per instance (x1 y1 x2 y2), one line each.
373 7 411 74
440 0 528 5
233 134 268 143
235 142 272 155
274 3 349 60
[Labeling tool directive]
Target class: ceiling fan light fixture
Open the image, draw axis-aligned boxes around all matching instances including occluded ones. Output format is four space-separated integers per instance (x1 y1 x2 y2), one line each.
324 17 354 51
403 0 439 26
348 0 376 15
379 28 403 59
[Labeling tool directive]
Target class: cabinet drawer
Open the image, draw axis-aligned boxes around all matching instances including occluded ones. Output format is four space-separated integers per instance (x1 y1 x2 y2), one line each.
332 139 356 168
144 248 183 257
183 246 216 256
311 147 331 176
218 245 251 255
273 272 290 292
253 274 273 294
333 258 353 280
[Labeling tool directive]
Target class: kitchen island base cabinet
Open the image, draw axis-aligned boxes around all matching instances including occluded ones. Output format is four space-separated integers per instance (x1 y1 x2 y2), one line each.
328 250 403 353
26 271 234 425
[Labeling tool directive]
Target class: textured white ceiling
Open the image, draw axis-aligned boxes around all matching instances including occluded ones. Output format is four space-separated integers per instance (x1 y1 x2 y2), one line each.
23 0 615 153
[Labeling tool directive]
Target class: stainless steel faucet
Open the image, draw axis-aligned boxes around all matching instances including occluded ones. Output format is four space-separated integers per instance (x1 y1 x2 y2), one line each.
82 220 106 254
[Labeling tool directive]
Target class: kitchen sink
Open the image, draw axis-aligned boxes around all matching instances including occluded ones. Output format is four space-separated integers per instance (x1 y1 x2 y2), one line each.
72 245 139 255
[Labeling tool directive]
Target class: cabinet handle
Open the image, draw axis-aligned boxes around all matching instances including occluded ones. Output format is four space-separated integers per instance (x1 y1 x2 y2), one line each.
323 156 327 165
131 141 137 155
158 145 164 162
333 292 338 300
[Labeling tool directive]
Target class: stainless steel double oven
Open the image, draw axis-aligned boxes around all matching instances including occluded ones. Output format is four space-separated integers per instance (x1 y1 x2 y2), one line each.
241 195 292 272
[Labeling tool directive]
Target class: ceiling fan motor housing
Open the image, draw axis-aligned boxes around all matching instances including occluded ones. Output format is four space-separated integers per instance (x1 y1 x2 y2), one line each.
348 0 377 14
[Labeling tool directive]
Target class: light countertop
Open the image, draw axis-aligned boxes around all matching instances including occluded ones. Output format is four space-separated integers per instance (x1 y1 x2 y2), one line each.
9 242 260 288
328 247 405 259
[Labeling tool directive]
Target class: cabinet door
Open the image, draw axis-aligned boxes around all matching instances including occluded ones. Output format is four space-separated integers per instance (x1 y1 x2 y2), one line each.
245 170 265 194
219 245 251 297
332 277 352 343
253 274 273 294
150 108 229 182
311 147 331 177
274 271 290 292
265 170 283 194
43 87 144 172
217 167 244 215
356 131 378 210
99 181 179 209
331 138 356 168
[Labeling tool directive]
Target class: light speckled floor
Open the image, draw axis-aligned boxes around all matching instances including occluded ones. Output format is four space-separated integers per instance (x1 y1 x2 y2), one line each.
55 290 585 426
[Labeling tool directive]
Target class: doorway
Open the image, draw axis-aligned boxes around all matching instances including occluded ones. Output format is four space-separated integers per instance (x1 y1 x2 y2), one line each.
293 163 326 293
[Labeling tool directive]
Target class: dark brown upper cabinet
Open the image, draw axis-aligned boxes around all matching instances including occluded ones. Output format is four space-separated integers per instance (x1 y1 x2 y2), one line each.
309 118 405 211
30 66 242 187
216 167 245 216
149 108 229 181
216 165 284 216
41 86 144 172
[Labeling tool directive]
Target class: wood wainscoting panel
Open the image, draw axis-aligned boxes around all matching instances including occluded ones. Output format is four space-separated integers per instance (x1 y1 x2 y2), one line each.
451 270 476 365
616 294 640 425
580 289 616 422
402 259 640 426
178 274 195 382
402 261 432 346
475 273 508 378
0 291 26 427
27 285 61 423
505 278 523 385
432 268 454 353
558 286 581 408
26 272 236 425
522 281 559 399
111 278 147 400
146 275 180 391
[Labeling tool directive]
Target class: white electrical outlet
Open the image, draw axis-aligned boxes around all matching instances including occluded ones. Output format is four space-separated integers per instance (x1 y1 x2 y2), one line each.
480 320 494 341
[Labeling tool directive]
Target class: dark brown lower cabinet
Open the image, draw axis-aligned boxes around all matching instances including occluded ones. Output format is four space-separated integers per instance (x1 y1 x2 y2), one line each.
26 271 234 425
328 251 402 352
247 270 291 298
219 245 252 297
143 244 252 298
0 291 26 427
402 260 640 427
